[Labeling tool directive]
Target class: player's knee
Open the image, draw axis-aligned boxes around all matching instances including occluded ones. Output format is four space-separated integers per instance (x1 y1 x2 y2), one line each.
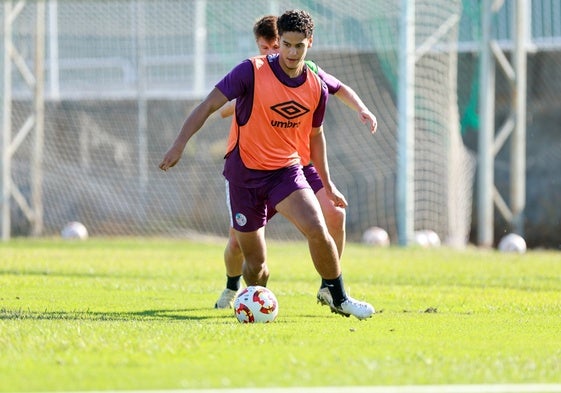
227 233 242 252
323 205 346 229
243 259 269 284
304 221 332 244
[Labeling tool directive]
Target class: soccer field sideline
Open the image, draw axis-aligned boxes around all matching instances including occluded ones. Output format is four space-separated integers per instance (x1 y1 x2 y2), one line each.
51 385 561 393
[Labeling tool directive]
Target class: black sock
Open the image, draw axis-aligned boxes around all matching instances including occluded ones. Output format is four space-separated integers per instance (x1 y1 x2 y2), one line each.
324 275 347 307
320 278 327 289
226 275 242 291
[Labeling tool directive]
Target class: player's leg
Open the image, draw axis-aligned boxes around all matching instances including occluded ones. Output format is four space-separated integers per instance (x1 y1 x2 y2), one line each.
234 226 269 287
315 187 346 257
215 181 246 309
224 228 244 278
303 164 346 306
216 180 282 308
273 170 374 320
225 180 270 287
314 187 346 306
214 227 244 309
303 164 346 258
275 188 341 279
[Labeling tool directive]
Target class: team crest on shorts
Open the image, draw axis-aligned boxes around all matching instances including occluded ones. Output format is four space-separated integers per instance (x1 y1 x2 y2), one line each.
235 213 247 227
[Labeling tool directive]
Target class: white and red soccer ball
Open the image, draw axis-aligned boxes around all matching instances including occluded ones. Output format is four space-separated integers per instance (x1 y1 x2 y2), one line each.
234 286 279 323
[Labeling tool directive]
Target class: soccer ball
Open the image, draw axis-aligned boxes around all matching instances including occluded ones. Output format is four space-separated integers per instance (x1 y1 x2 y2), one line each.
498 233 526 254
61 221 88 240
414 230 441 248
234 286 279 323
414 231 430 248
362 226 390 247
423 230 441 247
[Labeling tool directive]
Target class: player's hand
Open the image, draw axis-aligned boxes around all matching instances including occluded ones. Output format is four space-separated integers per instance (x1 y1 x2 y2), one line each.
326 183 348 208
159 145 183 171
359 110 377 134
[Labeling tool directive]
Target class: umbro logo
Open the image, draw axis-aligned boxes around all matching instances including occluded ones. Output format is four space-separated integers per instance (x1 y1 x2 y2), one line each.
270 100 310 120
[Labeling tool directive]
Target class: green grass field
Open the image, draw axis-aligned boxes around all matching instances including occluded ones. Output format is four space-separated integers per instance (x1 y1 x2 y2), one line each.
1 238 560 392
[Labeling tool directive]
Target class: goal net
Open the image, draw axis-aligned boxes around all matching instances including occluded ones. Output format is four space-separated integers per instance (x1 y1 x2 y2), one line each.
1 0 474 245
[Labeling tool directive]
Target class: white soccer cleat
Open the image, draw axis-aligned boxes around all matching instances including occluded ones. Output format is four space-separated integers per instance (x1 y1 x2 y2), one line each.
214 288 239 309
332 297 375 320
316 287 333 307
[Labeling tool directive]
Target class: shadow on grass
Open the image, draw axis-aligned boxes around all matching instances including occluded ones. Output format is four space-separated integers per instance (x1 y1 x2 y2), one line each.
0 268 159 280
0 307 233 322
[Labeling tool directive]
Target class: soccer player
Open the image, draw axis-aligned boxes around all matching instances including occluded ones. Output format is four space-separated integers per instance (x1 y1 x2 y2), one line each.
214 14 378 311
160 9 374 320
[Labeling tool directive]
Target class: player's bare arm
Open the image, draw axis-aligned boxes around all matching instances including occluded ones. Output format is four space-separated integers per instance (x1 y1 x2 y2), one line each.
219 100 236 118
334 84 378 134
159 88 228 171
309 126 347 208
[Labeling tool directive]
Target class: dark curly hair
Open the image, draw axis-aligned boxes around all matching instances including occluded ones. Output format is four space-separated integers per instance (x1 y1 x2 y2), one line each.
277 9 314 38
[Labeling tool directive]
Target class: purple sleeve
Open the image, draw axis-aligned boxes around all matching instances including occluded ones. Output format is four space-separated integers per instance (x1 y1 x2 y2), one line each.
215 60 254 125
312 81 329 128
215 60 253 101
317 65 342 95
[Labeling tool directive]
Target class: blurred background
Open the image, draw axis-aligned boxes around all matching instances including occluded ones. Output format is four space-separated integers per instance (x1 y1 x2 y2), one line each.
1 0 560 248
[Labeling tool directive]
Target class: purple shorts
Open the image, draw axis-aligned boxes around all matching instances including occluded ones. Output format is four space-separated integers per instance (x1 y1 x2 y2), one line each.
225 165 311 232
302 164 324 194
263 164 324 219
